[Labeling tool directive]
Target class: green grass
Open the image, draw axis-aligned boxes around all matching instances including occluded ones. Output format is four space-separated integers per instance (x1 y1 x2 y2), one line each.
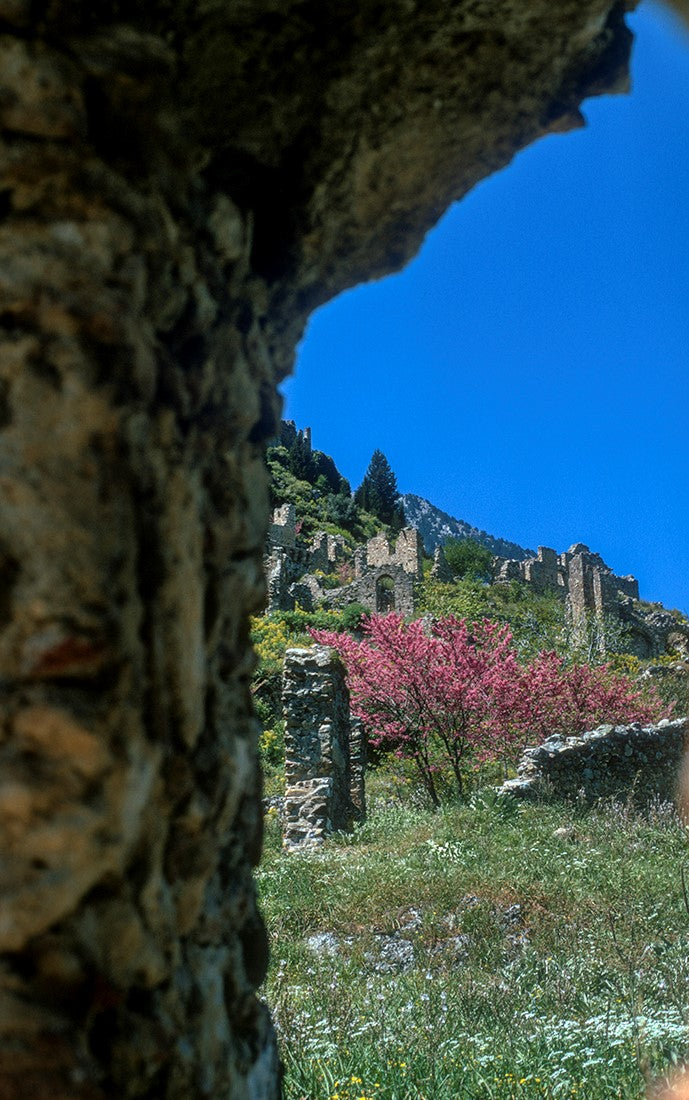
258 782 689 1099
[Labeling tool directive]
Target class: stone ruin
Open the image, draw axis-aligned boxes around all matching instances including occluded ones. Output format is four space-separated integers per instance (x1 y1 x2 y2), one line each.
282 647 366 849
494 544 689 658
501 717 689 806
0 0 674 1092
266 507 424 617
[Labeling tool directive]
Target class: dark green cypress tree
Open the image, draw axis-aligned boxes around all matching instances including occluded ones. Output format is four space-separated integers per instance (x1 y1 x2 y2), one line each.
287 431 314 481
354 449 404 527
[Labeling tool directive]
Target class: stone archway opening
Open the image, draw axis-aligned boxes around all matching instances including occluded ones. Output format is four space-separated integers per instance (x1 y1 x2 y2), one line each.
375 574 396 613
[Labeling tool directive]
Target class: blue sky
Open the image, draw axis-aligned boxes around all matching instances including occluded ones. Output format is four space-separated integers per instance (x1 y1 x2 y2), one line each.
283 2 689 614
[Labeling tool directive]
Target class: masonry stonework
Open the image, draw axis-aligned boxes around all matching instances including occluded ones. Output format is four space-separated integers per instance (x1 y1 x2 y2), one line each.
265 515 423 616
494 543 688 657
502 719 689 806
0 1 647 1094
282 647 355 848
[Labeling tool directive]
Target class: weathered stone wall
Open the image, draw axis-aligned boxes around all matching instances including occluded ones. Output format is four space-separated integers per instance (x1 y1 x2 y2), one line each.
283 647 353 848
495 543 637 607
366 528 424 580
431 545 454 583
522 546 563 592
493 541 689 658
502 719 689 805
332 565 417 617
265 523 422 614
0 0 644 1094
309 531 347 574
269 502 297 549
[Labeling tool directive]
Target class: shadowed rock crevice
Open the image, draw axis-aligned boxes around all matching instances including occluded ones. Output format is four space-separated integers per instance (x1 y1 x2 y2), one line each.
0 2 642 1094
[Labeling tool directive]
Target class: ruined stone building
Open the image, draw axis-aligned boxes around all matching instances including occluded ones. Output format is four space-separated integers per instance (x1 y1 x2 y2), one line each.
265 505 424 616
494 544 689 658
0 2 669 1096
267 506 689 660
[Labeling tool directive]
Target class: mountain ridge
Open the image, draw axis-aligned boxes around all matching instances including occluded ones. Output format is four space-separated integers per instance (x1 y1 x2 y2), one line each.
401 493 534 562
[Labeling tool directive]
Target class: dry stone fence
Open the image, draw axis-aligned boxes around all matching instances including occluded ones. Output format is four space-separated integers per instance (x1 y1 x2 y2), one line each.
502 718 689 805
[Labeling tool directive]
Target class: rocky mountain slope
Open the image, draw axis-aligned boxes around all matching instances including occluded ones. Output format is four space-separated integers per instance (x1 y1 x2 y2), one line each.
401 493 533 561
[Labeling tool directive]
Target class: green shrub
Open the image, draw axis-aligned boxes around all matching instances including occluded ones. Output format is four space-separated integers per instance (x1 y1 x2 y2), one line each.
444 537 494 581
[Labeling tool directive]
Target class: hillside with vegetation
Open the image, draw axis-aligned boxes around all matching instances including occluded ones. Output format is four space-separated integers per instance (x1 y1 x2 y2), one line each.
256 424 689 1100
256 423 688 752
260 791 689 1100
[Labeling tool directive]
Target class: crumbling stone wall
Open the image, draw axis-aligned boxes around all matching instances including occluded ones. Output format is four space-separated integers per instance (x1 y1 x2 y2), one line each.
269 503 297 549
282 647 354 848
494 542 688 657
502 718 689 805
0 0 644 1094
366 528 424 580
431 545 454 583
265 523 422 614
336 565 417 617
494 543 638 605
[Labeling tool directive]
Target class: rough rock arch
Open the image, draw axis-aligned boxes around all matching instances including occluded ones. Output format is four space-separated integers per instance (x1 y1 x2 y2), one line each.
0 1 672 1095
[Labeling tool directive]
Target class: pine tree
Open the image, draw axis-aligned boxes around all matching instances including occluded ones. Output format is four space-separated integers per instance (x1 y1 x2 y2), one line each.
354 449 404 528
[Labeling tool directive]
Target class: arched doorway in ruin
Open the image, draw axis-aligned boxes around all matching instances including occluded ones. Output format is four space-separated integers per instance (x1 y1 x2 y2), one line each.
375 574 396 612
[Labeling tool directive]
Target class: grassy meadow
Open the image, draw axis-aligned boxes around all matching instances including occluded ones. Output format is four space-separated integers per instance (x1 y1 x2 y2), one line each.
258 778 689 1099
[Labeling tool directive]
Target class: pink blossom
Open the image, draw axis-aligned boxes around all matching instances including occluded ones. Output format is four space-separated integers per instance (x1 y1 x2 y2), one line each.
311 613 669 806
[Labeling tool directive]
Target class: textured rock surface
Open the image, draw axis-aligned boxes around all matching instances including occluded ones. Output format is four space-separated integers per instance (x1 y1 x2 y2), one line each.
282 646 353 848
0 1 641 1095
502 718 689 804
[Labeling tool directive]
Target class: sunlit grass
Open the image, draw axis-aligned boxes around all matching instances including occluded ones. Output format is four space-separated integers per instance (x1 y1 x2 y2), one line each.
258 780 689 1098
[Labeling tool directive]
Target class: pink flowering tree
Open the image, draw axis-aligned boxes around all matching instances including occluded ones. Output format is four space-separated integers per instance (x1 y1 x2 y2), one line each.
311 613 669 806
510 650 666 745
311 613 525 805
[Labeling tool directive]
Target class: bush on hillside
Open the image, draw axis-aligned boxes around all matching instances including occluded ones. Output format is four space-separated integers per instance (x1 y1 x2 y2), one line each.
443 537 493 581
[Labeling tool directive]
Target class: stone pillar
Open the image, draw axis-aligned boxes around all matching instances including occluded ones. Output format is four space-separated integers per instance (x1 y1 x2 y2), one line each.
354 546 367 579
431 545 453 583
568 553 596 641
282 647 353 848
349 718 368 822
